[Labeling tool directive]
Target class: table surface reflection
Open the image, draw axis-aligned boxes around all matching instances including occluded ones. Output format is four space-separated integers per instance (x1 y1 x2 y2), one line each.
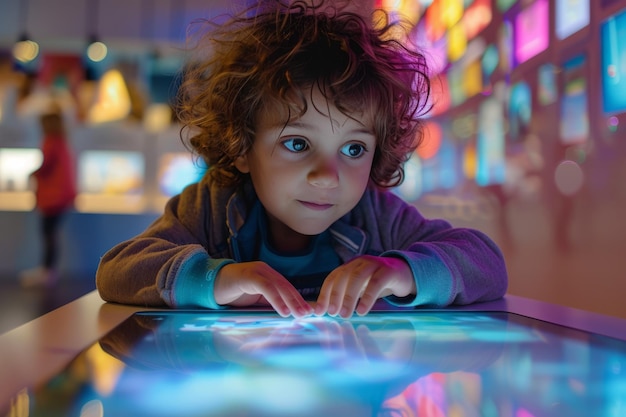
1 292 626 417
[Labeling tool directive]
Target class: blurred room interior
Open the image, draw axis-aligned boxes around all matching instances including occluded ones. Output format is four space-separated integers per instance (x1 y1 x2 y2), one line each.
0 0 625 333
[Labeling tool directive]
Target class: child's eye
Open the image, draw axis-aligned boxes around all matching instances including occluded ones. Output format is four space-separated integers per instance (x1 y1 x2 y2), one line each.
340 143 367 158
282 137 309 153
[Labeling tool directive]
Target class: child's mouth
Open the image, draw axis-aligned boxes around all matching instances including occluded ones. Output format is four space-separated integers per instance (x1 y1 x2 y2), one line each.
299 201 334 211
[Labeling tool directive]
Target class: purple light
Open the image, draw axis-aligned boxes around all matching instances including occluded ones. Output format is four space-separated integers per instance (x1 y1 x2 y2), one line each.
515 0 549 64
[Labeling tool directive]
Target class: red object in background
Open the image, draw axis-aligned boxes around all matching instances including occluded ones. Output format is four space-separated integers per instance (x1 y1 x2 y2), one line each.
38 53 84 97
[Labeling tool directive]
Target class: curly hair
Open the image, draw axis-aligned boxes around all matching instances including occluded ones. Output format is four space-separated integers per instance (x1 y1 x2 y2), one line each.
176 0 431 188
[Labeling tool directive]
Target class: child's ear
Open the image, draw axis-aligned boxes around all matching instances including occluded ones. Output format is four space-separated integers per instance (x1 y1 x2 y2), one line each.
234 155 250 173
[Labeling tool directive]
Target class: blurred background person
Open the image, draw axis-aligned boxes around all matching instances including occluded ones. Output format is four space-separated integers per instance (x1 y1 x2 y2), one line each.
20 104 77 288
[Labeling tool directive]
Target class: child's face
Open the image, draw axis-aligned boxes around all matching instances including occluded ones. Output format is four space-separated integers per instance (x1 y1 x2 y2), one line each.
235 89 376 246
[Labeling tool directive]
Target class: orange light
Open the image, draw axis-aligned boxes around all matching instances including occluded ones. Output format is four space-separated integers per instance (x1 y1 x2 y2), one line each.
425 0 446 41
87 69 131 124
429 74 451 116
463 0 492 39
417 122 442 159
463 143 477 179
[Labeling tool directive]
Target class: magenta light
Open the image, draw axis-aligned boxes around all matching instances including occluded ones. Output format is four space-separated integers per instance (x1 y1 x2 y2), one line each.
514 0 549 65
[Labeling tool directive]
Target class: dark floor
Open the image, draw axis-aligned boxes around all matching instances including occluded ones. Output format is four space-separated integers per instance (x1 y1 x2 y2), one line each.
0 277 96 335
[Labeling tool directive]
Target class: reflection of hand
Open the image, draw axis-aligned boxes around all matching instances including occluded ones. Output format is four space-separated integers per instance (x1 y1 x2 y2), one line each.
314 256 416 318
211 317 416 374
214 262 314 318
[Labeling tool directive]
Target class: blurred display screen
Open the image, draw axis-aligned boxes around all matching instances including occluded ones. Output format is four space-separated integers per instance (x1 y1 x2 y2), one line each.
424 0 446 41
462 59 483 97
0 148 42 192
498 20 514 73
158 153 207 197
428 73 451 115
463 0 492 40
13 310 626 417
481 44 499 82
447 21 467 62
447 63 466 106
75 150 145 213
476 98 506 186
0 148 42 210
560 55 589 144
78 150 144 195
555 0 589 40
411 22 449 75
393 152 422 202
508 81 532 140
538 63 558 105
601 8 626 115
514 0 549 65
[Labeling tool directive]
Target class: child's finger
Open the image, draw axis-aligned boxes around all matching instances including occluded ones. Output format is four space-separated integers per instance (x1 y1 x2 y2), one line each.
337 275 370 319
240 272 308 318
269 287 313 318
314 269 347 316
355 288 379 316
281 285 314 317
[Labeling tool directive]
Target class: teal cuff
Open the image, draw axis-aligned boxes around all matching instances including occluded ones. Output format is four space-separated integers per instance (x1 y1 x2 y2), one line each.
381 249 451 308
173 252 235 309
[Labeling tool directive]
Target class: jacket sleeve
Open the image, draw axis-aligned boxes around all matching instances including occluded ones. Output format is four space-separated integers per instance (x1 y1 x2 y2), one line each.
362 190 508 307
95 182 233 308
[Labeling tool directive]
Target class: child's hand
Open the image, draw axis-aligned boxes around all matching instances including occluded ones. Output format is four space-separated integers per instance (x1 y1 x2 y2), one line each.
214 261 314 318
314 256 416 319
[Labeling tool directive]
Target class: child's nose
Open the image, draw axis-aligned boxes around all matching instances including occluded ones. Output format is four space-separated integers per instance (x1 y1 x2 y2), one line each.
308 158 339 188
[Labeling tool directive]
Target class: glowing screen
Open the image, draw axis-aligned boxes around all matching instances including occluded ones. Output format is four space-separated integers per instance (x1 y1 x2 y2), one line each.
498 20 514 72
481 44 499 81
10 310 626 417
462 0 492 40
555 0 589 40
508 81 532 140
560 55 589 144
425 0 446 41
0 148 42 192
393 152 422 202
476 98 505 186
601 8 626 114
538 63 558 105
75 150 146 213
514 0 549 65
0 148 43 210
78 150 144 195
158 153 207 197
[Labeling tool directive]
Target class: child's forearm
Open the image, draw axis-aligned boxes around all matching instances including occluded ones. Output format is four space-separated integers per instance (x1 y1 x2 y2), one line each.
96 239 216 308
384 231 508 308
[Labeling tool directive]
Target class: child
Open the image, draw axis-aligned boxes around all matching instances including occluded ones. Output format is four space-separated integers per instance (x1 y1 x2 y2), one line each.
21 107 77 287
96 0 508 318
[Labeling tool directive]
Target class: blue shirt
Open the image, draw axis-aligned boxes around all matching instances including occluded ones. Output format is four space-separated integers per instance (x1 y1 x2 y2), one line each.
254 202 341 300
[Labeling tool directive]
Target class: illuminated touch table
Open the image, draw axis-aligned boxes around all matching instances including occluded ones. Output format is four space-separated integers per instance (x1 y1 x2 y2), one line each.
0 291 626 417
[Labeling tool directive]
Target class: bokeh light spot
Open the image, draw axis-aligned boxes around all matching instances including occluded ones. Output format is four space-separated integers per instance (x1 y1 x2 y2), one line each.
554 160 584 196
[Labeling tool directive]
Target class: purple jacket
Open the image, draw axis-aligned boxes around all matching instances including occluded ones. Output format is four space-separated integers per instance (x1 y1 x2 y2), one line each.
96 175 508 308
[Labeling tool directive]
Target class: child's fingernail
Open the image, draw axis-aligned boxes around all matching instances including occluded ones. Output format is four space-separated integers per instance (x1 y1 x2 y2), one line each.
328 304 337 316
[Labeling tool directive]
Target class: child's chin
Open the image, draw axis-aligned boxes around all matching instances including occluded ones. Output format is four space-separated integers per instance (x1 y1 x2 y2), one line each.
294 220 337 236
